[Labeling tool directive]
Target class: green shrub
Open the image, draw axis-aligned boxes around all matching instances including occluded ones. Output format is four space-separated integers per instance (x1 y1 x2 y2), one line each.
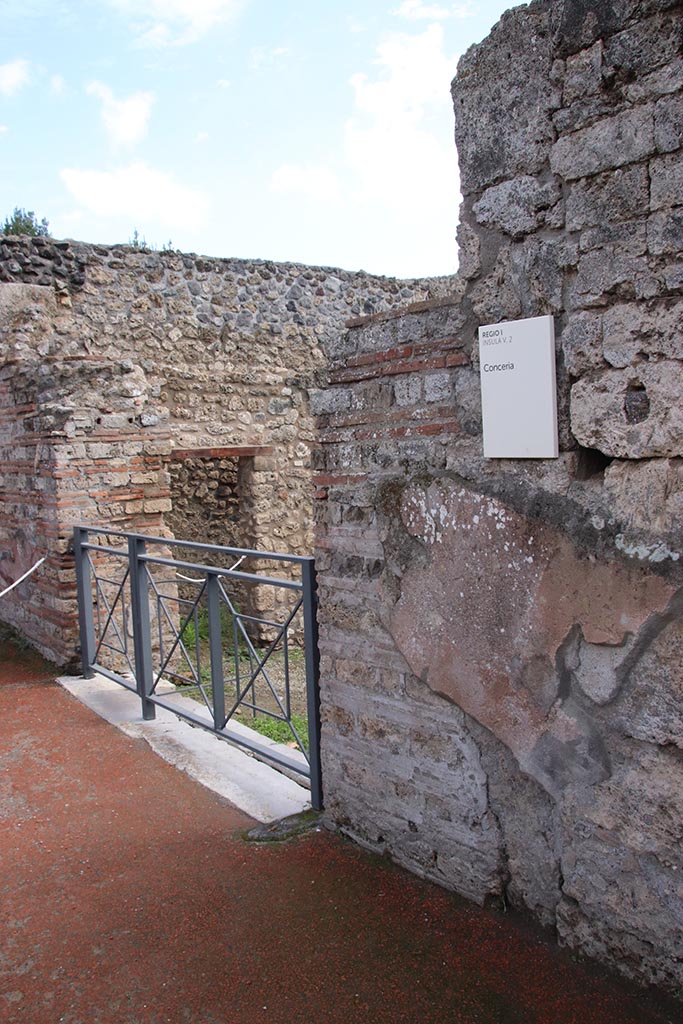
2 207 50 236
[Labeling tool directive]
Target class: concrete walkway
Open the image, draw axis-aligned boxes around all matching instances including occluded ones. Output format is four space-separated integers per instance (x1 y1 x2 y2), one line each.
1 637 679 1024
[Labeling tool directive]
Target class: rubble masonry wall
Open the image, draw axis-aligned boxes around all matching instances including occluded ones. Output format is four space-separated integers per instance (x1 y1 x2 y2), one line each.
0 241 449 662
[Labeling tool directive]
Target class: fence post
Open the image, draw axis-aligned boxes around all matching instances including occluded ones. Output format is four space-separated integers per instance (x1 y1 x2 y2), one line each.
73 526 96 679
207 573 226 730
302 558 323 811
128 535 156 721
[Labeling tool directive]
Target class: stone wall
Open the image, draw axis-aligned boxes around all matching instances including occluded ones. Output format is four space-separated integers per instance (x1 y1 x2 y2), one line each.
167 450 246 552
314 0 683 997
0 240 450 662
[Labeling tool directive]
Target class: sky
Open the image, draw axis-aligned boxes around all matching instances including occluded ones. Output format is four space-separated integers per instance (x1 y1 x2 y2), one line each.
1 0 515 279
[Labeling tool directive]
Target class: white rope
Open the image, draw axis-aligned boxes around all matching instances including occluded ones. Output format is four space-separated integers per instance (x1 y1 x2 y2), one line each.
175 554 246 584
0 556 46 599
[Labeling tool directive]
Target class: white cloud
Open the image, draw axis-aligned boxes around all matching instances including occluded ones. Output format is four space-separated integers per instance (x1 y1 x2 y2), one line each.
60 162 209 228
0 59 30 97
350 24 456 121
267 24 460 276
109 0 246 47
86 81 155 146
216 78 231 89
270 164 342 204
345 24 460 267
249 46 290 71
0 124 8 135
393 1 474 19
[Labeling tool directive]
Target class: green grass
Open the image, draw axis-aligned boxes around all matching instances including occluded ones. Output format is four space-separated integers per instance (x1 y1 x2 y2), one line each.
184 666 310 753
182 604 251 658
177 606 309 753
238 711 309 752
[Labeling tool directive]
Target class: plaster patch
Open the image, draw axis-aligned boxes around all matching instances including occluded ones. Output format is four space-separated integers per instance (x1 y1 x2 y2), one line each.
389 480 674 798
615 533 680 563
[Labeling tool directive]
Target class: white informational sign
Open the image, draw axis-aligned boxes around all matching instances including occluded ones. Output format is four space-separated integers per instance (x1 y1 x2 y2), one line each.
478 314 558 459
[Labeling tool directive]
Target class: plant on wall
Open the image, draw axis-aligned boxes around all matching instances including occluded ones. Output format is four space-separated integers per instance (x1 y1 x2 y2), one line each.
2 207 50 236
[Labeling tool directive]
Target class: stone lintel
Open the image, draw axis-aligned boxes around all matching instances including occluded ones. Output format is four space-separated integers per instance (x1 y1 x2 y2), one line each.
345 294 460 330
168 445 274 461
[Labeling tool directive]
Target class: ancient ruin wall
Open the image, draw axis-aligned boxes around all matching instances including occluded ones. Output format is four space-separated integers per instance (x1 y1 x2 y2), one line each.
166 453 245 552
0 348 171 661
0 239 450 661
314 0 683 996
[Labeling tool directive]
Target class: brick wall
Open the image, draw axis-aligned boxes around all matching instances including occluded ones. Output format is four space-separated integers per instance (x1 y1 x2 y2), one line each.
0 348 171 663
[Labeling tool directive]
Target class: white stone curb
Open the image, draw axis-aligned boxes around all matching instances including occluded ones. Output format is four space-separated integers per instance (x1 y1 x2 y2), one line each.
57 673 311 824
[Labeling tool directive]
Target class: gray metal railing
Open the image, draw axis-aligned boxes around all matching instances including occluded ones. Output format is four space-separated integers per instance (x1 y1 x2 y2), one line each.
73 526 323 810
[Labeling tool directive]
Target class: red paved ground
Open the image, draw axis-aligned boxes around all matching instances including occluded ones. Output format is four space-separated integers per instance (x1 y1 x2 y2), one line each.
0 638 680 1024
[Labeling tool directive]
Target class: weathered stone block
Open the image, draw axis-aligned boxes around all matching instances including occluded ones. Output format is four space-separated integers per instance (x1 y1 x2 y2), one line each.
453 368 481 434
571 633 635 705
0 283 58 364
469 247 523 323
349 379 393 415
143 497 173 514
561 311 605 376
625 55 683 103
550 107 655 181
566 165 648 231
602 300 683 366
650 151 683 210
124 499 144 514
392 374 422 407
578 219 647 256
473 176 562 238
423 372 452 404
550 1 624 58
563 40 603 103
471 236 575 323
513 237 576 314
654 90 683 152
663 261 683 291
571 361 683 457
455 219 481 280
570 242 654 308
552 92 626 137
454 4 556 194
604 10 683 79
